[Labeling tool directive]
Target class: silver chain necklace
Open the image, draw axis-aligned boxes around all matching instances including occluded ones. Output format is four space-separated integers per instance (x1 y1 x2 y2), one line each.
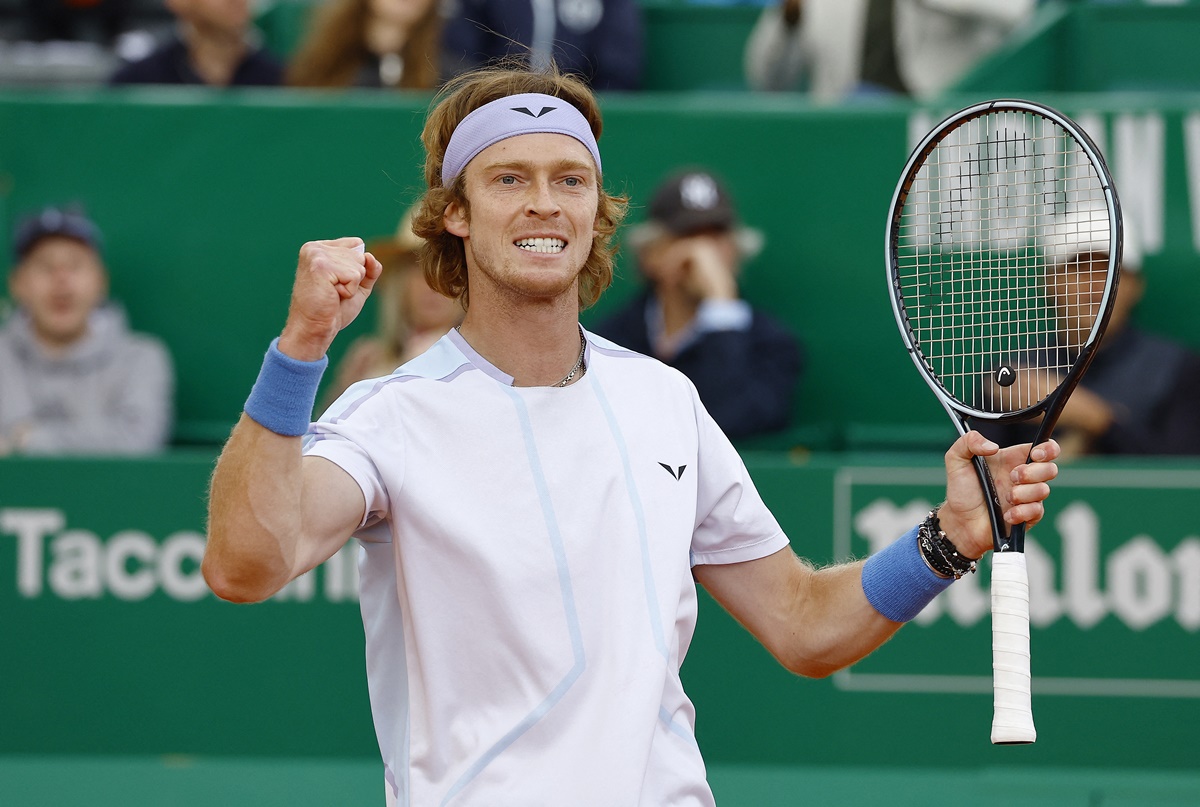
455 326 587 387
553 328 587 387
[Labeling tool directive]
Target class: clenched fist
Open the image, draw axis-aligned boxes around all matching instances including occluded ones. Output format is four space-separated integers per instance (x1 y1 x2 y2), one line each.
278 237 383 361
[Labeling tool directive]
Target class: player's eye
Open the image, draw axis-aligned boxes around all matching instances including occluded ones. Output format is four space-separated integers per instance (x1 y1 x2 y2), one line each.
563 177 581 187
499 175 517 185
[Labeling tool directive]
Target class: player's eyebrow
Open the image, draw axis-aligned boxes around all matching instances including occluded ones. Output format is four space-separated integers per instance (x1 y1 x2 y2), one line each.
549 158 595 175
481 158 596 178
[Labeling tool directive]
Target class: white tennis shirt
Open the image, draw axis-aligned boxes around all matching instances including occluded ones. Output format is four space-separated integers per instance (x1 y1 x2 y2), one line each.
304 328 790 806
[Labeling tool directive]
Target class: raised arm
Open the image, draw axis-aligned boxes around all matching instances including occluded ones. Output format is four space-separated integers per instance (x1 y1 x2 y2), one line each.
202 238 382 603
693 431 1060 677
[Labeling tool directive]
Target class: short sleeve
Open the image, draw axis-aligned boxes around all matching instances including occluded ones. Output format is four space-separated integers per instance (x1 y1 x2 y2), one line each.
688 382 790 565
303 379 399 533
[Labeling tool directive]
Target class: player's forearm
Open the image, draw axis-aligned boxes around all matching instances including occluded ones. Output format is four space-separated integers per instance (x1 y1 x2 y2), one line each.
203 414 307 602
778 562 903 677
696 549 903 679
203 233 378 602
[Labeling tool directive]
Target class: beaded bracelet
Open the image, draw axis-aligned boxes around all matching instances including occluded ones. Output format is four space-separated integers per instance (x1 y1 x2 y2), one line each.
917 508 979 580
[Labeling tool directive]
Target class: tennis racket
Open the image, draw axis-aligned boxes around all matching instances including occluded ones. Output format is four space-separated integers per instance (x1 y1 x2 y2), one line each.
885 100 1122 744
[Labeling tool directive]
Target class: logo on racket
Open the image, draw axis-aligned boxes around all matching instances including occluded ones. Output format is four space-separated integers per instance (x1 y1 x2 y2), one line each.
996 365 1016 387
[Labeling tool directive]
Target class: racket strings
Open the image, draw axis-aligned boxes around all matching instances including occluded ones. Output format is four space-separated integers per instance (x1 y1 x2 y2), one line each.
894 109 1111 415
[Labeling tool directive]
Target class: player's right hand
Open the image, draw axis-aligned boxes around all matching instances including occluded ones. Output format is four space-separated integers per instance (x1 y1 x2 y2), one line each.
279 237 383 361
939 432 1060 559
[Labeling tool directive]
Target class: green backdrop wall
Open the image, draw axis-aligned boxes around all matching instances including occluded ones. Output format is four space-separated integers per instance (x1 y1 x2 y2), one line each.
1 90 1198 449
3 4 1200 800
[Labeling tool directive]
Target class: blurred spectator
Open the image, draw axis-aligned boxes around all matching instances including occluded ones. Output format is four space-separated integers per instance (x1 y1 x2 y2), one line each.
0 0 160 87
0 205 174 455
981 209 1200 457
20 0 132 46
323 207 462 405
593 168 803 440
744 0 1035 102
442 0 643 91
287 0 443 89
109 0 283 86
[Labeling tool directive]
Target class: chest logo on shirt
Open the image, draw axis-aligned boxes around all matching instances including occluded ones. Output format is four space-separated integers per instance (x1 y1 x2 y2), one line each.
658 462 687 480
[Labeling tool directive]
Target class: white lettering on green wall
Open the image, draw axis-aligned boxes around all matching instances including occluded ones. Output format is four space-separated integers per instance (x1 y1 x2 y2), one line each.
0 507 358 603
854 499 1199 632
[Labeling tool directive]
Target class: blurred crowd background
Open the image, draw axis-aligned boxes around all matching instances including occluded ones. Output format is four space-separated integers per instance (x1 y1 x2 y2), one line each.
2 0 1197 459
2 6 1200 802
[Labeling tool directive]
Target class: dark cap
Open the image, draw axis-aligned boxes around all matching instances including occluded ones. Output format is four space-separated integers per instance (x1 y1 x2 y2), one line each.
647 169 737 235
12 205 103 261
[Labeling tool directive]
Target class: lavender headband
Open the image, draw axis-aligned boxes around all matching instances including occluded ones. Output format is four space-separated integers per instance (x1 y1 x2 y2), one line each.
440 92 602 187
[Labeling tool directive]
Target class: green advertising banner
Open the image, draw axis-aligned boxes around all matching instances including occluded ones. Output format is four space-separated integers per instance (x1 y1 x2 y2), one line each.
2 454 1197 772
833 465 1200 696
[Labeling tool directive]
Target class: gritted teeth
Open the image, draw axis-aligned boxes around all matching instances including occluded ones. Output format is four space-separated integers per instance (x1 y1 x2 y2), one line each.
515 237 566 253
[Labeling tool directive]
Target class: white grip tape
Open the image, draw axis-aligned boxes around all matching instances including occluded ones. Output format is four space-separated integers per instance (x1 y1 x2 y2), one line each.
991 552 1036 744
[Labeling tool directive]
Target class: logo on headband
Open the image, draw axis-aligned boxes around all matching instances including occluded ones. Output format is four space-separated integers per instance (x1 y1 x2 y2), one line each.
512 105 557 118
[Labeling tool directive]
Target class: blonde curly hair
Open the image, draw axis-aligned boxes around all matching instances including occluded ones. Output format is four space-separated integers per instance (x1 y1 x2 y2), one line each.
410 63 628 310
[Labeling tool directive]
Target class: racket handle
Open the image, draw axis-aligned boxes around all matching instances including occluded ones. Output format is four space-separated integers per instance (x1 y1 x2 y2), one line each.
990 552 1036 744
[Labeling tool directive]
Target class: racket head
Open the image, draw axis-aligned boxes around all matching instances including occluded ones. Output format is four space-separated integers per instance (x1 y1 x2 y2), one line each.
886 99 1122 425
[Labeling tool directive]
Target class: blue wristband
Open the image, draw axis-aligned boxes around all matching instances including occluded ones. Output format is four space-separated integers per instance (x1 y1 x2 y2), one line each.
243 338 328 436
861 525 954 622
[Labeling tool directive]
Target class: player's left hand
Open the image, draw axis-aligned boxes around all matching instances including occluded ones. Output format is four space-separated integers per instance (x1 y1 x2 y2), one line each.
937 431 1061 559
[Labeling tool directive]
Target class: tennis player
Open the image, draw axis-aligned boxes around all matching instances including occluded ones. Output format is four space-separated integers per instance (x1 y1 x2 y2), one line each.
202 64 1061 805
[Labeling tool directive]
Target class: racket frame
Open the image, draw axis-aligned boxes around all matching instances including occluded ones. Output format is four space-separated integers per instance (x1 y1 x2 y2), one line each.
884 99 1123 745
886 98 1122 553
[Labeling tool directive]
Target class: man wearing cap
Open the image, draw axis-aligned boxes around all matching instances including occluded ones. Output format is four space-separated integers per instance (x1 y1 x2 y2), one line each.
985 210 1200 456
0 206 174 455
594 168 803 440
203 64 1062 805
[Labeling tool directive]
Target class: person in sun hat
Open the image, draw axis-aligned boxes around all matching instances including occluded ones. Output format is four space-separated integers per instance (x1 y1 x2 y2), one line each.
321 204 463 407
594 167 803 440
0 204 174 455
202 62 1062 806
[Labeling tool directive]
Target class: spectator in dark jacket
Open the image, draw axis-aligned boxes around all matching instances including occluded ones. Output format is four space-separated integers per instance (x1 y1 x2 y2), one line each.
109 0 282 86
593 168 804 440
441 0 643 90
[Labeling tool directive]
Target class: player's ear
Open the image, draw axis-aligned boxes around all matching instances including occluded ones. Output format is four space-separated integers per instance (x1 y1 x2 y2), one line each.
444 199 469 239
